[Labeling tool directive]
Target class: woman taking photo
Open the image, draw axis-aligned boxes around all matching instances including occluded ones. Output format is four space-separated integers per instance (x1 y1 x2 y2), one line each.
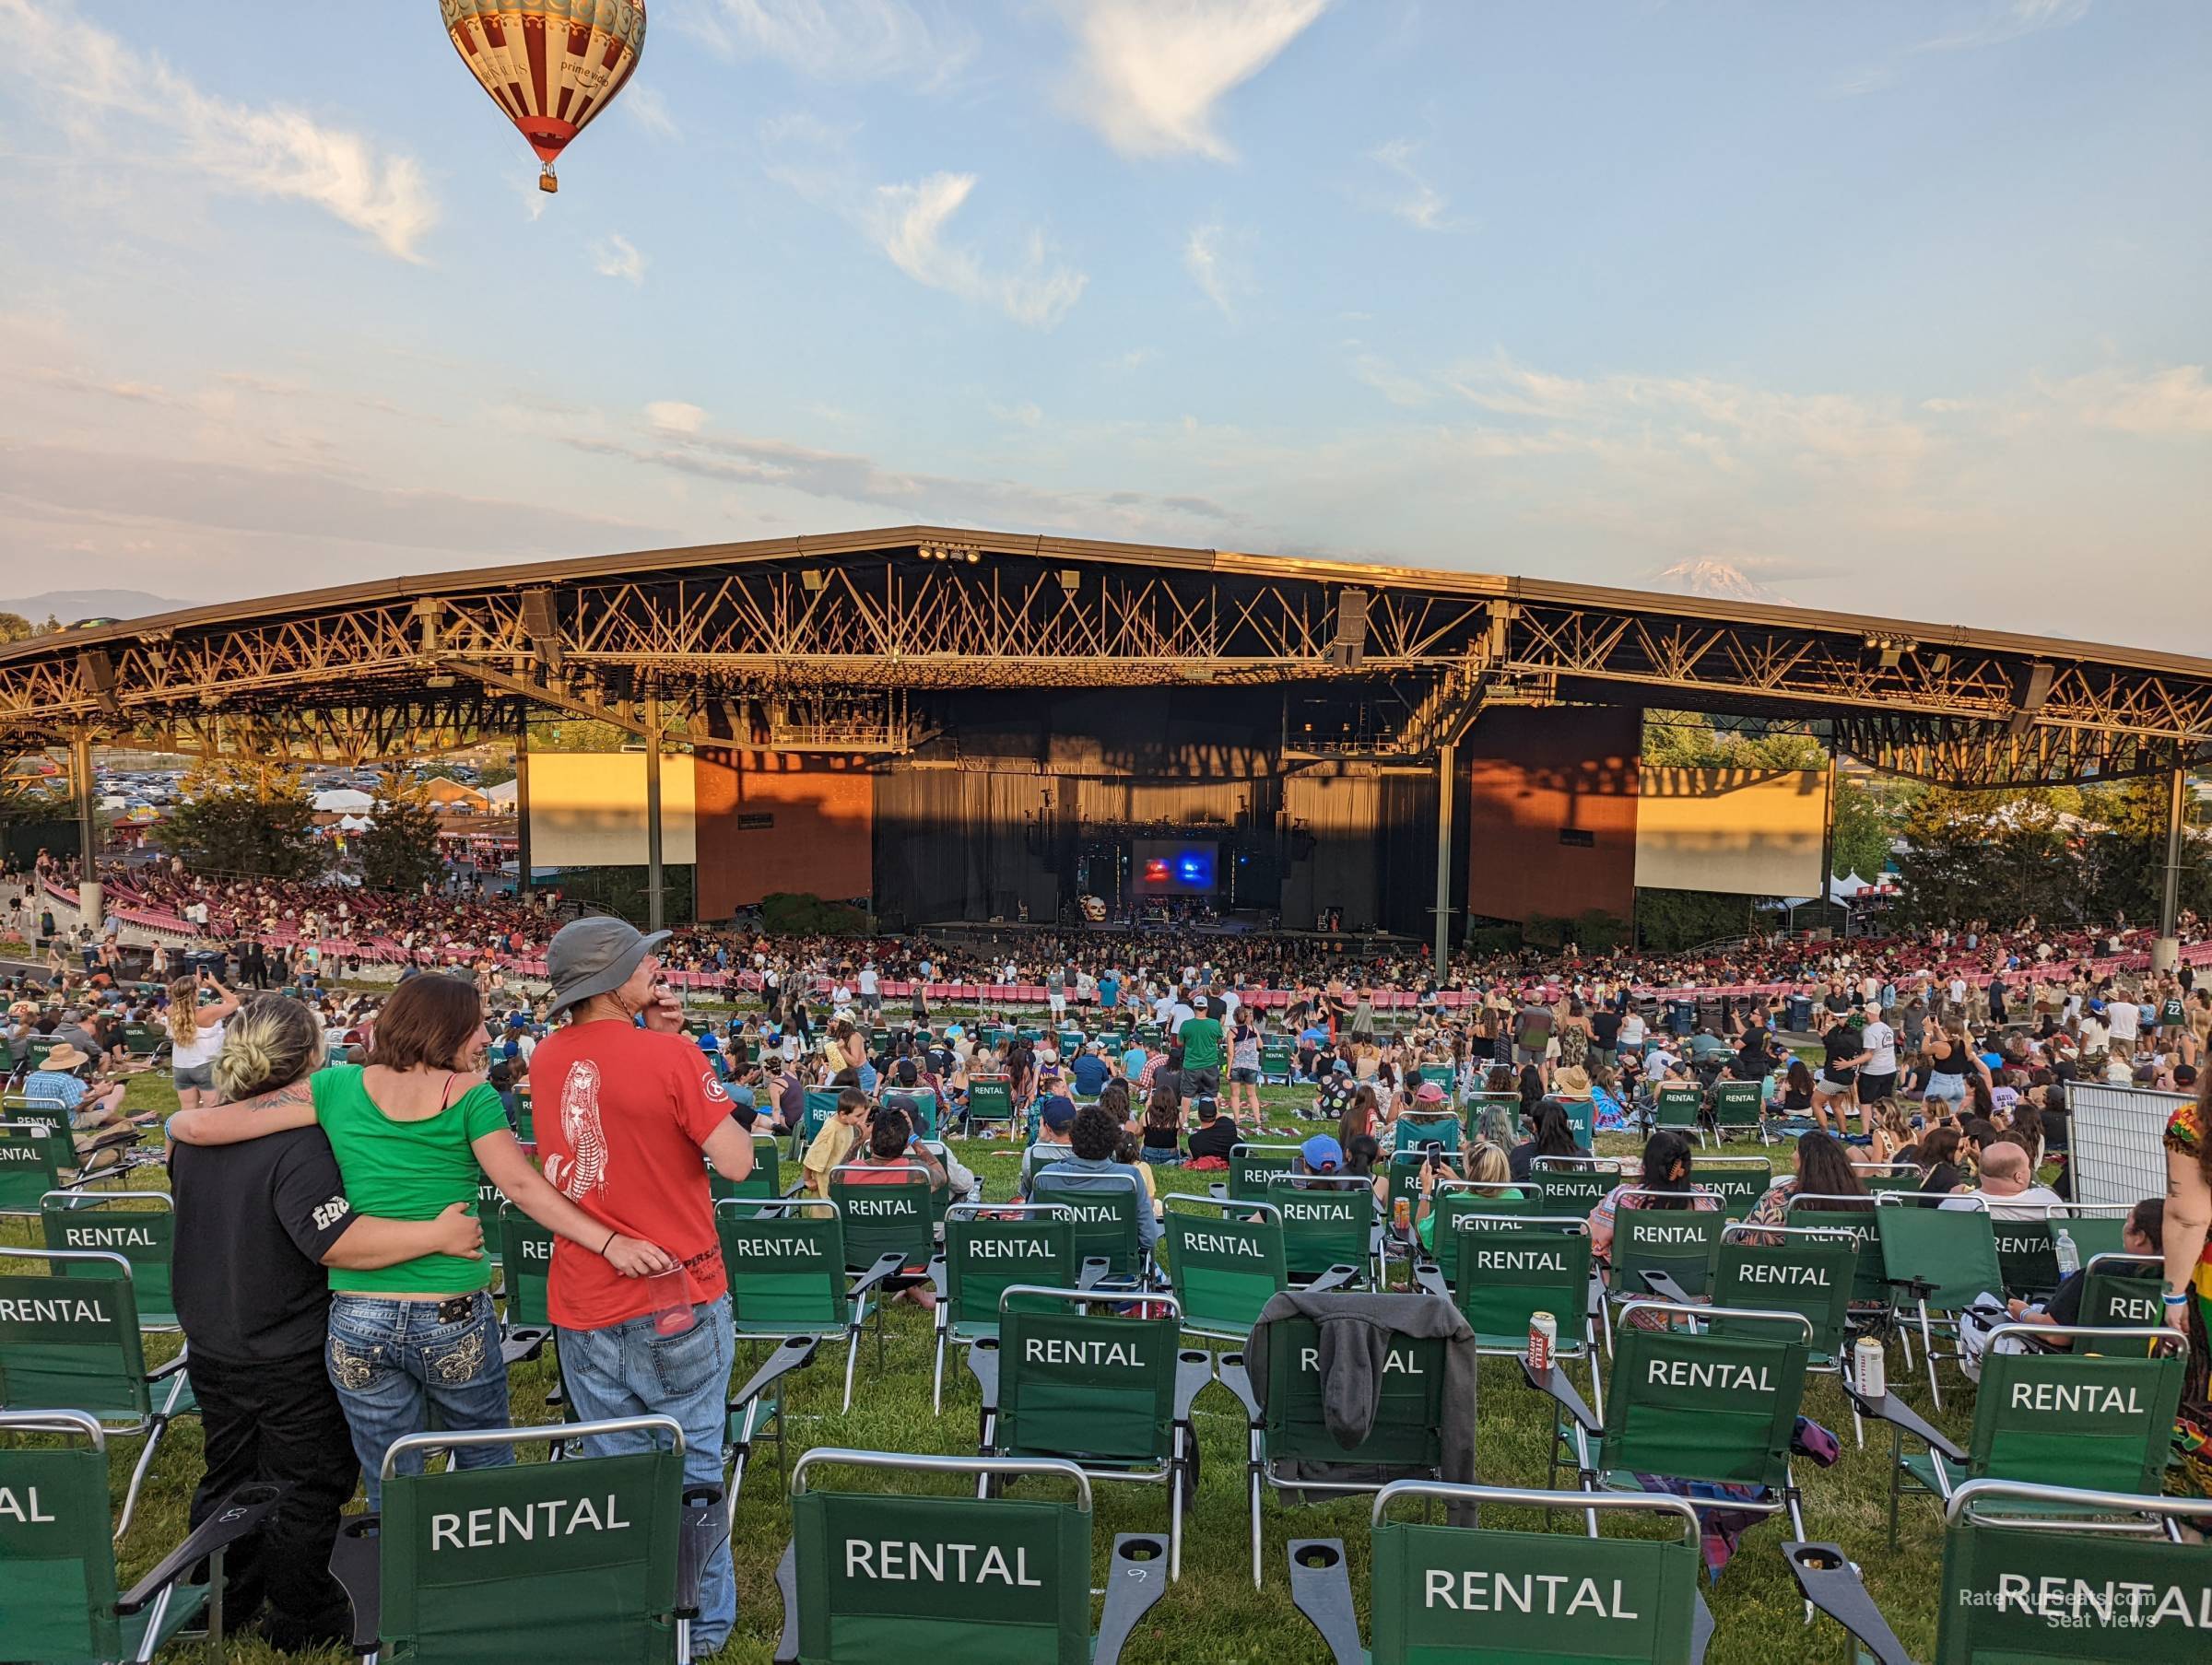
168 973 674 1504
168 969 241 1109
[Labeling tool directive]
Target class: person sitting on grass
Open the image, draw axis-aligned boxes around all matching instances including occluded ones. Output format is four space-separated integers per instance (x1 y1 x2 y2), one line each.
1184 1096 1240 1167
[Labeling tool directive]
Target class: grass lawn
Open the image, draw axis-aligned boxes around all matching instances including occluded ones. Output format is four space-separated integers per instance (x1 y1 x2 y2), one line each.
4 1073 1971 1664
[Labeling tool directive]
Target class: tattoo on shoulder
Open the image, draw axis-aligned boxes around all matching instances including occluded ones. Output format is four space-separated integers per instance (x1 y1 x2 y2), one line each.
244 1081 313 1113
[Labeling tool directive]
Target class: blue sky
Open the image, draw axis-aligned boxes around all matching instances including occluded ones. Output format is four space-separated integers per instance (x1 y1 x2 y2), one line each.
2 0 2206 650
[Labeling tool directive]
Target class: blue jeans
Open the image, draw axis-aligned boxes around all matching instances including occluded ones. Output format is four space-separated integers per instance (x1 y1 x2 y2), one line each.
556 1294 735 1653
324 1291 512 1511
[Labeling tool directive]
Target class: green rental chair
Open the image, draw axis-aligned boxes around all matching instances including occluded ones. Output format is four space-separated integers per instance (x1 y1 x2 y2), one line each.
494 1203 559 1384
708 1136 790 1209
1029 1168 1152 1285
1652 1083 1705 1143
1285 1482 1713 1665
0 1408 284 1665
1993 1208 2129 1302
1693 1156 1772 1221
771 1449 1168 1665
1704 1224 1859 1375
1600 1195 1726 1343
1161 1196 1291 1343
1783 1193 1891 1315
1259 1041 1294 1084
1709 1079 1766 1143
1219 1142 1302 1205
1850 1161 1921 1196
1265 1173 1378 1286
717 1200 907 1421
327 1414 727 1665
121 1023 168 1060
1392 1108 1462 1155
0 1246 194 1541
40 1191 178 1331
1527 1299 1814 1543
0 1118 138 1213
965 1075 1014 1133
969 1286 1208 1581
1418 1185 1542 1291
1529 1157 1630 1220
2077 1251 2166 1331
1217 1297 1467 1589
927 1202 1087 1413
1873 1194 2006 1409
1848 1319 2189 1548
827 1165 936 1284
1787 1480 2212 1665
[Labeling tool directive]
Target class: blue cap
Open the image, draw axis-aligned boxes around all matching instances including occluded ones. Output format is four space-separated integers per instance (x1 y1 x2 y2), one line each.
1041 1097 1079 1131
1300 1133 1345 1171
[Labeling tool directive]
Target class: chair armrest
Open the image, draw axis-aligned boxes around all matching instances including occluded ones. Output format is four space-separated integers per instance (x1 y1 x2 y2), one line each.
1206 1182 1226 1201
1216 1351 1261 1423
1520 1355 1602 1433
1884 1273 1937 1301
676 1485 731 1617
966 1338 1001 1412
1639 1270 1701 1307
325 1512 383 1654
926 1252 948 1299
1307 1263 1361 1295
1284 1540 1361 1665
500 1325 549 1367
730 1336 820 1416
1172 1349 1213 1421
1782 1542 1915 1665
779 1178 806 1199
1411 1260 1450 1298
118 1481 286 1615
1845 1385 1968 1464
1095 1534 1173 1665
147 1350 190 1382
848 1250 909 1298
1691 1590 1715 1665
772 1539 799 1665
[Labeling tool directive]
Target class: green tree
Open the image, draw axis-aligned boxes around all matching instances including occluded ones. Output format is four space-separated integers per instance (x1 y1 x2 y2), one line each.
1642 711 1827 771
2074 776 2212 925
158 760 322 879
1893 787 2075 929
353 771 446 895
525 721 629 753
1830 775 1904 881
476 762 517 789
0 612 33 644
1633 887 1759 953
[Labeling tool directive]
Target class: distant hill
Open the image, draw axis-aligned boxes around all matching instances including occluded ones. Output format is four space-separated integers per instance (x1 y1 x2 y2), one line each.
0 590 192 627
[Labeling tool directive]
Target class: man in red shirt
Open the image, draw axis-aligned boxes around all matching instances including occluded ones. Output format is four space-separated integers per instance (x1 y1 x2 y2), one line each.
530 918 755 1655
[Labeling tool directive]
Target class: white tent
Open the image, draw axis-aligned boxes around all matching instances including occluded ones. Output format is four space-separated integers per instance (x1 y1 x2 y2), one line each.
336 813 373 831
313 788 374 812
1830 872 1875 898
486 779 519 805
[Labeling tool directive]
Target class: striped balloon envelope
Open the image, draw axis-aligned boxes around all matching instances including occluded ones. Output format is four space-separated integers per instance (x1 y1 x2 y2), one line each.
441 0 646 193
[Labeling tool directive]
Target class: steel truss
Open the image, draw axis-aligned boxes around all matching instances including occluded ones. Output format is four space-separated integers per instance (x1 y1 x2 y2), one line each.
2 534 2207 786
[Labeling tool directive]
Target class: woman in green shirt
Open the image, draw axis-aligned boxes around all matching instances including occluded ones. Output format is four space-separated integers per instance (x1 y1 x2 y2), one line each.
1412 1139 1525 1255
169 974 674 1506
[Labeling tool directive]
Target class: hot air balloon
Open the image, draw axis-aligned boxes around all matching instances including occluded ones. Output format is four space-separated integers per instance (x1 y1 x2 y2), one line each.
441 1 646 194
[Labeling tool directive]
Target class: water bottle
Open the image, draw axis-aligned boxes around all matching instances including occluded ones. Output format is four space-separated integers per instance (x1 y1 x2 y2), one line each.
2053 1227 2078 1279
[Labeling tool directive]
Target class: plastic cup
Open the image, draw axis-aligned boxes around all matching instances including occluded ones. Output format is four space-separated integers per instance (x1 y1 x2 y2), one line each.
641 1260 695 1336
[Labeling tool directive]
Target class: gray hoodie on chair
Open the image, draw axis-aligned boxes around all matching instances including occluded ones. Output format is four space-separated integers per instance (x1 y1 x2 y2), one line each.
1245 1290 1478 1504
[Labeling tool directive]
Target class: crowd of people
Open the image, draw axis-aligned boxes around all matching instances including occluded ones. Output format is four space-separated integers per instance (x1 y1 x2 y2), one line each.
5 852 2212 1650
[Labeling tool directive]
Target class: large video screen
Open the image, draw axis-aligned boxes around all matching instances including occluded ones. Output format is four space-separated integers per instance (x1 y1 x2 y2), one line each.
1132 839 1218 895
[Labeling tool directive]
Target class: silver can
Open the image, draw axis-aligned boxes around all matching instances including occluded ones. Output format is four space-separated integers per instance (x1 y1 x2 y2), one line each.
1527 1310 1558 1371
1853 1334 1887 1401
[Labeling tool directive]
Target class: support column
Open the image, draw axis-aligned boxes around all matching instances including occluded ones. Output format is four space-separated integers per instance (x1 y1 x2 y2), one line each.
2155 755 2185 972
1818 738 1838 936
72 730 102 930
512 709 533 899
1432 740 1456 972
643 695 665 933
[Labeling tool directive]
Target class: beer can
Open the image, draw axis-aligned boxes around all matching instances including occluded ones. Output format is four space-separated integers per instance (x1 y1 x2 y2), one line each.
1393 1197 1411 1232
1527 1311 1558 1371
1853 1334 1887 1401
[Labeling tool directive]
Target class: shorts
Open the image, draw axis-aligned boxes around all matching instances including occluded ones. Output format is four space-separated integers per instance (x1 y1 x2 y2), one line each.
173 1061 215 1092
1230 1067 1260 1085
1182 1067 1220 1099
1858 1072 1898 1102
859 992 881 1011
1923 1073 1968 1105
1813 1074 1855 1097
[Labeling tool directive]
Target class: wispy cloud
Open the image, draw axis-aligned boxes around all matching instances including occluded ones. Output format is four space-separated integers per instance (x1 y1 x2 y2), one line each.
2044 364 2212 437
646 401 710 435
592 233 648 286
696 0 974 88
1363 137 1454 231
1836 0 2092 95
621 84 679 140
763 119 1087 327
0 0 437 260
1058 0 1329 160
1183 217 1249 319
